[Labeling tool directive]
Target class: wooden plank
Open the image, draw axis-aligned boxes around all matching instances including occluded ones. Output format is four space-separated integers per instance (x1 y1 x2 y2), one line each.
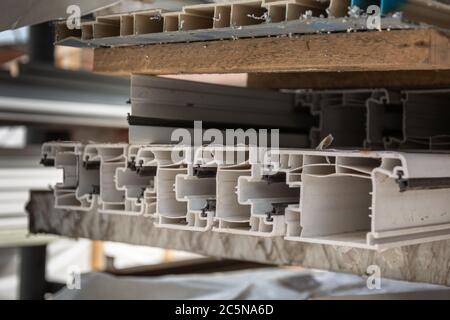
91 240 105 271
27 191 450 286
247 70 450 89
93 29 450 75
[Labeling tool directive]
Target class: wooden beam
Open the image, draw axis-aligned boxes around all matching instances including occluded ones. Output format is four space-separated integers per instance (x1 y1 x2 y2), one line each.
91 240 105 272
93 29 450 75
247 70 450 89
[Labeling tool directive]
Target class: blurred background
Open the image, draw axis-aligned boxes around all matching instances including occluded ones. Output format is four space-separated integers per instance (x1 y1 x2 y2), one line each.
0 0 222 300
1 0 450 300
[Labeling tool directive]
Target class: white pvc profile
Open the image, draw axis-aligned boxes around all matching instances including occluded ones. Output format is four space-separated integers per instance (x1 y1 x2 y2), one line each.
154 165 189 226
157 146 248 231
213 163 252 233
213 148 299 237
155 146 252 232
173 173 216 231
134 145 185 219
280 149 450 250
114 144 154 215
167 149 217 231
83 143 176 216
235 168 298 236
154 146 228 231
41 142 450 250
81 143 129 214
43 142 184 216
41 141 90 211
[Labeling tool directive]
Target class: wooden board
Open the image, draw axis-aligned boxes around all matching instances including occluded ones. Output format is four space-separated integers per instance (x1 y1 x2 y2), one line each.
93 29 450 78
247 70 450 89
27 191 450 286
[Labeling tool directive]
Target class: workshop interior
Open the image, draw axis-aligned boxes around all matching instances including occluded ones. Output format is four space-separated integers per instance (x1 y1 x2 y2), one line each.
0 0 450 302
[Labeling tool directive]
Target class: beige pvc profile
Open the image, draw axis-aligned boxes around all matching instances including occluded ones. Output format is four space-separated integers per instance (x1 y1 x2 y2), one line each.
163 12 181 32
266 1 287 22
214 5 232 28
133 9 165 35
231 1 267 27
120 14 134 36
53 0 395 42
93 15 121 39
181 4 216 31
81 21 95 40
264 0 328 22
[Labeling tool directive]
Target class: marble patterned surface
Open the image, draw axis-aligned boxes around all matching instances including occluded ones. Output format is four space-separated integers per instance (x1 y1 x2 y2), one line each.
27 191 450 286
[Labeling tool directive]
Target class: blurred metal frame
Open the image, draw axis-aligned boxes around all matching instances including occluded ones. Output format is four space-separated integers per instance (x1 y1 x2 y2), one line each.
0 63 130 128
